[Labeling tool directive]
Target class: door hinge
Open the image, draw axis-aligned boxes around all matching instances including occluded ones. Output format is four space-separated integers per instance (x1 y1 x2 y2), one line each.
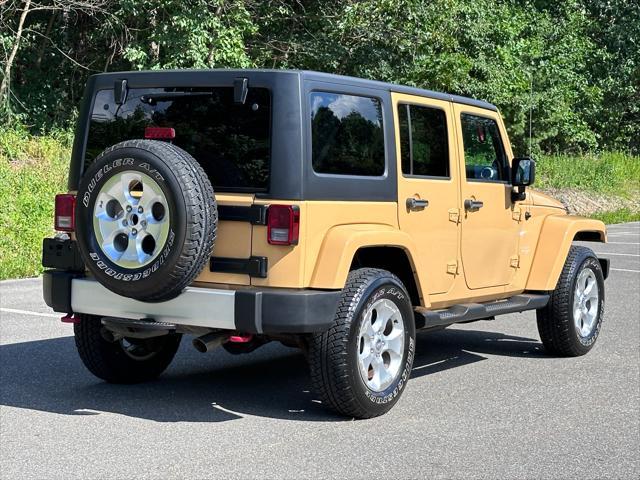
448 208 460 224
447 261 458 275
510 255 520 268
512 208 522 222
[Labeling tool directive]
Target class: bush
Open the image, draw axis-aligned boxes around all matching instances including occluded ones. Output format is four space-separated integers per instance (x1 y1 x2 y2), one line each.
0 127 70 279
535 152 640 196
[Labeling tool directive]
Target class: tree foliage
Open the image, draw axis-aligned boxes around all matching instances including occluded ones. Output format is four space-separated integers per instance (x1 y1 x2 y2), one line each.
1 0 638 154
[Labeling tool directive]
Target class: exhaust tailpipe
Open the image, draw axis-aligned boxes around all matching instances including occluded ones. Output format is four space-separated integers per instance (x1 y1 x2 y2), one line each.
192 331 229 353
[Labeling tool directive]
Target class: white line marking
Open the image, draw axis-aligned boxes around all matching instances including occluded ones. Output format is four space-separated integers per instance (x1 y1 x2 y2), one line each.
593 252 640 257
0 276 42 286
413 358 451 371
0 308 59 318
210 402 270 420
608 233 640 236
606 242 640 245
611 268 640 273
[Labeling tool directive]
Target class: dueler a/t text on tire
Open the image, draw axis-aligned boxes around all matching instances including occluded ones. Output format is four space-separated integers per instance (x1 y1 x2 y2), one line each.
309 268 416 418
75 140 217 302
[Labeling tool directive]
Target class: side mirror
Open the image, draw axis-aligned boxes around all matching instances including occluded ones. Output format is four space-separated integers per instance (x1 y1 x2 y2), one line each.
512 157 536 187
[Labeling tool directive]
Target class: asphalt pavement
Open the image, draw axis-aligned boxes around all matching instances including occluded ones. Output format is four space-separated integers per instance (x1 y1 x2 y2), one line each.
1 222 638 479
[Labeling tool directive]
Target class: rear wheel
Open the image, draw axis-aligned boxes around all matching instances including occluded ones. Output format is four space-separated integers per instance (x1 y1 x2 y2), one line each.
74 314 181 383
308 268 416 418
537 246 605 356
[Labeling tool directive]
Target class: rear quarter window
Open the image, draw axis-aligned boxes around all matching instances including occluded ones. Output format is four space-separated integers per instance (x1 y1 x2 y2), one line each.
310 92 385 176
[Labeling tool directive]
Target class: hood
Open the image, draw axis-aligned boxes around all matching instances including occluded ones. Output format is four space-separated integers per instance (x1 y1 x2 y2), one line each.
529 190 567 210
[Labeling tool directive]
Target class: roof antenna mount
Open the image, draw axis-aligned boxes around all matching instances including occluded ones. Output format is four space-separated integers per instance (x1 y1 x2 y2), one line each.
528 73 533 157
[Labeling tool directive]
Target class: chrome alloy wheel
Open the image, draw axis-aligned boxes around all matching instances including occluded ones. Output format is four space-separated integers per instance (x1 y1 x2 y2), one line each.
92 170 170 269
573 268 599 338
357 298 406 392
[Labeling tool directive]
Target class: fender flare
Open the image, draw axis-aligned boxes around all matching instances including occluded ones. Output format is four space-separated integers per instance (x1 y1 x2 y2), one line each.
309 224 429 304
526 215 606 291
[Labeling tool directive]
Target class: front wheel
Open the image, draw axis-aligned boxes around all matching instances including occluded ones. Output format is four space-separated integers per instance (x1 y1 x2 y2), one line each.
308 268 416 418
537 246 605 356
74 314 181 383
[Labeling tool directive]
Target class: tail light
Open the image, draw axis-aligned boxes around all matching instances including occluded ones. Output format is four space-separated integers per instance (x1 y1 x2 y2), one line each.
55 194 76 232
267 205 299 245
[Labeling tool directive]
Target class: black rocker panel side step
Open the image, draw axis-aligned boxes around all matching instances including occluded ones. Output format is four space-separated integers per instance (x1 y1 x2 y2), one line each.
414 294 550 329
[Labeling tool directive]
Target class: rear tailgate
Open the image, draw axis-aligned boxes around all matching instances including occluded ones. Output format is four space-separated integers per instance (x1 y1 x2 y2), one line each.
194 193 255 286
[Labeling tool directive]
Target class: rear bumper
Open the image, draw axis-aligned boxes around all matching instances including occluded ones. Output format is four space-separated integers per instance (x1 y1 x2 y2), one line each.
42 270 341 334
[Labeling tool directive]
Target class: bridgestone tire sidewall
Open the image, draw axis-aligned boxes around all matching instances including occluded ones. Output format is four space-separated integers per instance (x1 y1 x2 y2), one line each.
76 148 187 298
349 278 416 412
570 257 605 349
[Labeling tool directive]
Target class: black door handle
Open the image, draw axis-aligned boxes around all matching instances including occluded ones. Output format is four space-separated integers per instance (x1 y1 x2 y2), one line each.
406 198 429 211
464 199 484 212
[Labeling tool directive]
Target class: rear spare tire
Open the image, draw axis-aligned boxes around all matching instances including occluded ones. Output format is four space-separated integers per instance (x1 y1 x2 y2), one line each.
75 140 217 302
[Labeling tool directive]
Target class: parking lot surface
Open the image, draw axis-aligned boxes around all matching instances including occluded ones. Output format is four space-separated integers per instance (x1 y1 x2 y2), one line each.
1 222 638 479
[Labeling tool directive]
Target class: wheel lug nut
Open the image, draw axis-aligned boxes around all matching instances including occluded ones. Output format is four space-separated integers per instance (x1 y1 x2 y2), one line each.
122 219 128 226
126 205 132 212
138 206 143 213
140 220 147 228
370 348 374 353
131 228 137 236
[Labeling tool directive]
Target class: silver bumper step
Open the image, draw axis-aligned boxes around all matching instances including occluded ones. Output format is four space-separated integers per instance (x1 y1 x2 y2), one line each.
71 278 236 330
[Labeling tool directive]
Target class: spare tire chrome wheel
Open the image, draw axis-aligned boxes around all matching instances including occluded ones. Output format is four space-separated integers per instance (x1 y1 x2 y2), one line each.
75 140 217 302
93 170 171 269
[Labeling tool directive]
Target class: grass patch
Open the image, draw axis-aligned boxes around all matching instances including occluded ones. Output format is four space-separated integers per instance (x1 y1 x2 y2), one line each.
536 151 640 196
0 127 71 279
590 208 640 225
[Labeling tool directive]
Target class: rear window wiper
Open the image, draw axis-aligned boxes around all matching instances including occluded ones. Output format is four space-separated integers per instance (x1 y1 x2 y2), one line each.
140 92 213 105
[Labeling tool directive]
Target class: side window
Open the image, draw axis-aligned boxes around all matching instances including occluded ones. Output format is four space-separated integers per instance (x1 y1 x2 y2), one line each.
460 114 509 182
310 92 385 176
398 104 449 177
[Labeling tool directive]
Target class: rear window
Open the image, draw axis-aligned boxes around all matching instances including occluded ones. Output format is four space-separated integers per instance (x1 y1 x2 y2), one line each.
398 104 449 178
85 87 271 192
310 92 385 176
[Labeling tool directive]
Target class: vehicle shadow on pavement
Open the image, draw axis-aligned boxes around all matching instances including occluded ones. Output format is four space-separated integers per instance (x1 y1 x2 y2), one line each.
0 327 544 422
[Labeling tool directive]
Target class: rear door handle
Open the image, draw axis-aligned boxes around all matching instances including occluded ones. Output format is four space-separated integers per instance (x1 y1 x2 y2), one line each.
464 199 484 212
406 198 429 211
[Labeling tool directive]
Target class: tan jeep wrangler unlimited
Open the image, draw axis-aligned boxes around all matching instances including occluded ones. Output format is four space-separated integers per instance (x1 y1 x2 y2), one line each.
43 70 608 418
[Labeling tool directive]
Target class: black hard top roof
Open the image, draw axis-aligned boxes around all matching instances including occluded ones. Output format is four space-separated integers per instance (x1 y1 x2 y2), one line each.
92 68 498 112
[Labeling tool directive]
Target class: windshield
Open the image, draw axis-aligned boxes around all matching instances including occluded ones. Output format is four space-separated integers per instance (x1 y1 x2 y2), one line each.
85 87 271 192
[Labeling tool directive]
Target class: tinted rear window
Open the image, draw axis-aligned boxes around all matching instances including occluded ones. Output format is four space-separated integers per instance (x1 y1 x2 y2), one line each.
398 104 449 178
86 87 271 192
310 92 385 176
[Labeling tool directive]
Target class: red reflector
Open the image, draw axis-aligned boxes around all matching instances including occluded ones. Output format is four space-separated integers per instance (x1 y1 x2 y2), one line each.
229 333 253 343
55 194 76 232
61 314 80 324
144 126 176 139
267 205 300 246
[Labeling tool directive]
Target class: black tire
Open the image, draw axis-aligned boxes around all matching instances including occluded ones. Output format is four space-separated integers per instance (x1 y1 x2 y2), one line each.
537 246 605 356
308 268 416 418
74 314 181 383
75 140 217 302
